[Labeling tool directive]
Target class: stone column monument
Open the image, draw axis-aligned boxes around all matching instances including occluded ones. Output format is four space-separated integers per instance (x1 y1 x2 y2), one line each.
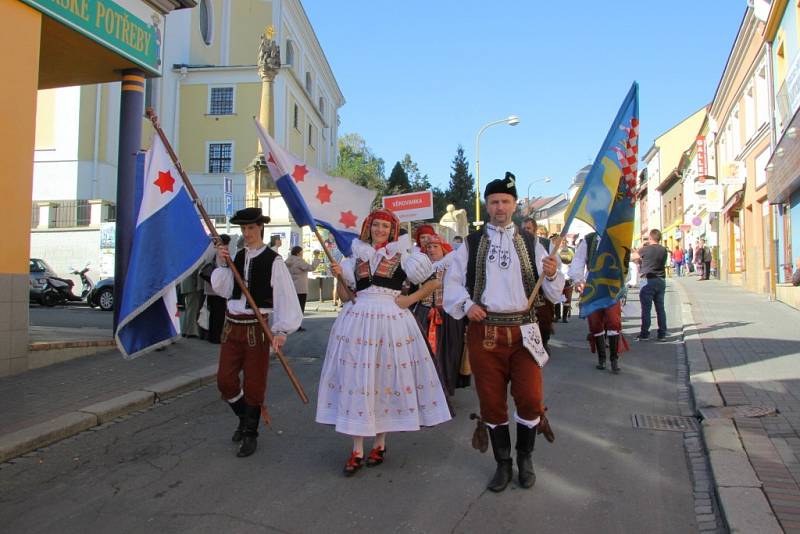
245 26 281 200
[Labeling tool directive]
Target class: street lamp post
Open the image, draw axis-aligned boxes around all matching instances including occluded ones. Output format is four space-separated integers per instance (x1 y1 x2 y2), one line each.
526 177 552 204
474 115 520 228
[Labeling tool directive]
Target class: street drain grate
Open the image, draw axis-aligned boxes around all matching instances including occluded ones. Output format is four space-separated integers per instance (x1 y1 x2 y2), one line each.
631 414 699 432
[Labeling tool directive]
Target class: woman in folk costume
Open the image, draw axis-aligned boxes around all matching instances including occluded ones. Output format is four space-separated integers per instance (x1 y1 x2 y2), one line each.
414 224 436 253
412 234 470 398
316 209 452 476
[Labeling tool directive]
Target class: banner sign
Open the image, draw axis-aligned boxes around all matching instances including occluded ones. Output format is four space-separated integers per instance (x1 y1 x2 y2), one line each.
706 185 724 213
696 136 707 179
21 0 163 74
382 191 434 222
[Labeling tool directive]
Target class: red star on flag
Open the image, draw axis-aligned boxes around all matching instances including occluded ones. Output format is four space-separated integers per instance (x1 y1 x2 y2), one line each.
316 184 333 204
153 170 175 194
292 164 309 183
339 210 358 229
267 152 277 165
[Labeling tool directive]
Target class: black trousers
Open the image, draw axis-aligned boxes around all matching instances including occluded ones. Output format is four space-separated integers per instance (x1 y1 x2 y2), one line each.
297 293 307 313
703 262 711 280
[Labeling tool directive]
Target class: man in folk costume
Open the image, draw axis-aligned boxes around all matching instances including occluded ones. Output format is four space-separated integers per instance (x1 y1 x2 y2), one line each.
444 172 564 492
412 234 470 398
211 208 303 457
568 232 629 374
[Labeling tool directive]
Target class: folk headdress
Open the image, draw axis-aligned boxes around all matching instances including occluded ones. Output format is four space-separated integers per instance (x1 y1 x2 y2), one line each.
414 224 436 248
426 234 453 255
359 208 400 244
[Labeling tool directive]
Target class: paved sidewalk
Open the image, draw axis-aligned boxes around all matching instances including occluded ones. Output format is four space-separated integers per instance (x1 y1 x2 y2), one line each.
1 307 339 463
676 276 800 533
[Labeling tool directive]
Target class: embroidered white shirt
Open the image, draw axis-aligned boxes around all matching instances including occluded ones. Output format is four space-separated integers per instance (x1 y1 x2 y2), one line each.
210 244 302 334
443 224 565 319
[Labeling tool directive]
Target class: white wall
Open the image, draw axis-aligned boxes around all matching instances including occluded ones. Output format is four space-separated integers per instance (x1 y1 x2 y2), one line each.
30 229 105 284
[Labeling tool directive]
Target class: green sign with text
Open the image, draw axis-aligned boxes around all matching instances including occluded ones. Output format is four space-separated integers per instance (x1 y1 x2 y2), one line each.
22 0 162 74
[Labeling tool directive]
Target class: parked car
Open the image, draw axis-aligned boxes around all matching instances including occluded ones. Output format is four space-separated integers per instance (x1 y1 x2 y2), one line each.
29 258 58 304
87 278 114 311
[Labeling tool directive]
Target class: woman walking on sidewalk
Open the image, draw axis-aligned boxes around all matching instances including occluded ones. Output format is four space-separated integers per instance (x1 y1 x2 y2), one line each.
315 208 451 476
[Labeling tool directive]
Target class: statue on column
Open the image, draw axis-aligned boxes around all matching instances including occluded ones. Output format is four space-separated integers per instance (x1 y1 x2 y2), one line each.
258 26 281 81
439 204 469 238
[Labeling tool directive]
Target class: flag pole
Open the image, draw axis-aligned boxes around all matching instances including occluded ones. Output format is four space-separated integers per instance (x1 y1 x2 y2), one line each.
146 109 309 405
309 226 356 303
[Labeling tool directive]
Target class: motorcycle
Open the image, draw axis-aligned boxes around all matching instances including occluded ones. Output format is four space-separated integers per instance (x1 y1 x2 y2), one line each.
40 265 94 307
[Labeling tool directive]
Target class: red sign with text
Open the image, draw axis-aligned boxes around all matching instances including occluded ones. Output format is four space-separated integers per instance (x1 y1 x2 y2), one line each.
696 135 707 181
382 191 434 222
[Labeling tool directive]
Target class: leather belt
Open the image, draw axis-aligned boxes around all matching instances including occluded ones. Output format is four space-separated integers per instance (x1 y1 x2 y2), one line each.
483 310 536 326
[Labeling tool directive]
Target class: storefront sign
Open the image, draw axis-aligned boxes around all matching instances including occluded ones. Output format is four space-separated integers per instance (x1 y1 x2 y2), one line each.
382 191 434 223
706 185 724 213
21 0 163 74
696 136 707 179
721 161 746 187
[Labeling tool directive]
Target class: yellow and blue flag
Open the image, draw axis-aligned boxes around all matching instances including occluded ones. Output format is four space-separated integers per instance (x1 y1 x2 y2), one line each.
564 82 639 318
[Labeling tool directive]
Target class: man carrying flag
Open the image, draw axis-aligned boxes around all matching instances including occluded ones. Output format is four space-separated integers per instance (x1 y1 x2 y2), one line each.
211 207 303 458
562 82 639 374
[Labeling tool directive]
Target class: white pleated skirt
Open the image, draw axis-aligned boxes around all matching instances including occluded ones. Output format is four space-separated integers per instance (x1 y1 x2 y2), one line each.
316 287 452 436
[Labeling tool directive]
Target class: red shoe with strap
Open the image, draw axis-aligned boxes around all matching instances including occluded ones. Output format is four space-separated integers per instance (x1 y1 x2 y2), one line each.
365 446 386 467
343 452 364 477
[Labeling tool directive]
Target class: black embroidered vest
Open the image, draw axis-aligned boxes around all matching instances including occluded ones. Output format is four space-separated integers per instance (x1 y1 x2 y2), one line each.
465 228 540 305
231 247 277 308
354 254 407 291
584 232 599 269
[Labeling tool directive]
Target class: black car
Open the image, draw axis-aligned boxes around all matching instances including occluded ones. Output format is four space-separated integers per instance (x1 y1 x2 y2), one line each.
87 278 114 311
29 258 58 304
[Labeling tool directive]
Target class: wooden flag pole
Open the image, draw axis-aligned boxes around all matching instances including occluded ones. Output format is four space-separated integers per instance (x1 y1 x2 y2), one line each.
310 226 356 303
146 108 309 405
526 236 563 311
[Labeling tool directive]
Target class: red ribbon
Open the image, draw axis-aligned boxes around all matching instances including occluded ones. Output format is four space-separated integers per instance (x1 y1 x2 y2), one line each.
426 306 444 356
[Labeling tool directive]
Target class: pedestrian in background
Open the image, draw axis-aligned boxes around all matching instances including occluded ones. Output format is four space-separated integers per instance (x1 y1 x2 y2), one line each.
672 245 684 277
685 245 694 274
269 235 282 255
201 234 231 344
699 239 711 280
285 246 321 331
792 257 800 286
179 265 204 338
634 229 669 342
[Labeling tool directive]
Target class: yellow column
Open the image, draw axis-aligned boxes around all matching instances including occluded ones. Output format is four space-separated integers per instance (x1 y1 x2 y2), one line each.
0 0 41 376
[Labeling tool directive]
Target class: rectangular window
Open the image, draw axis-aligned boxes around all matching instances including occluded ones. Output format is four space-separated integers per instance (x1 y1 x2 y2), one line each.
209 87 234 115
305 72 312 94
308 124 316 148
208 143 232 173
755 147 770 189
756 64 769 128
293 104 299 130
744 83 755 140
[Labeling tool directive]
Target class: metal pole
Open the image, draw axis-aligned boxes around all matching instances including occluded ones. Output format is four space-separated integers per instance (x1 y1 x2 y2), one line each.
114 69 145 330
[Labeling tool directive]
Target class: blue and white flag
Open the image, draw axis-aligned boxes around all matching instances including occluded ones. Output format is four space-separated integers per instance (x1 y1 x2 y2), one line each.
115 135 212 359
254 119 376 257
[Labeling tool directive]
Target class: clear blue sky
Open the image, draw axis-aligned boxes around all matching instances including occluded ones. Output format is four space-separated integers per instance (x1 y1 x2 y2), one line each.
302 1 745 200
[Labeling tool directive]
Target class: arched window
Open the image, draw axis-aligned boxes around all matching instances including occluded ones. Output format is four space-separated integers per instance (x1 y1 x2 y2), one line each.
199 0 213 46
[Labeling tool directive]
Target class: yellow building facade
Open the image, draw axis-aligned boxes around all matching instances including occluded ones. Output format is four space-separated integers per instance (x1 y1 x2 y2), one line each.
708 8 773 294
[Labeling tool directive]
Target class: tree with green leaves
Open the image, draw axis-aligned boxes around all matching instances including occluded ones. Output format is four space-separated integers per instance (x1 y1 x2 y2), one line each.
400 154 433 192
334 133 386 206
386 161 411 195
446 145 476 222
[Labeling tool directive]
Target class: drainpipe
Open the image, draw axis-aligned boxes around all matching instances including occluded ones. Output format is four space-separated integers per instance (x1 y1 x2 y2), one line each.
173 66 187 153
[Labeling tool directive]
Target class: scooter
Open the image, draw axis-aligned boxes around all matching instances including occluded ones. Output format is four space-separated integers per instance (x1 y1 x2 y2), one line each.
40 265 94 306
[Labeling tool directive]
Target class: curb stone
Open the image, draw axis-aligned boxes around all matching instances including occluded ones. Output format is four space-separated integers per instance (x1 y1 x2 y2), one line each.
674 279 783 534
0 412 98 464
0 367 217 463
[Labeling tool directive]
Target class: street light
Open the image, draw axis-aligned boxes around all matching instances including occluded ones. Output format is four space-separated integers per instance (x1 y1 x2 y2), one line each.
526 176 552 203
474 115 520 228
